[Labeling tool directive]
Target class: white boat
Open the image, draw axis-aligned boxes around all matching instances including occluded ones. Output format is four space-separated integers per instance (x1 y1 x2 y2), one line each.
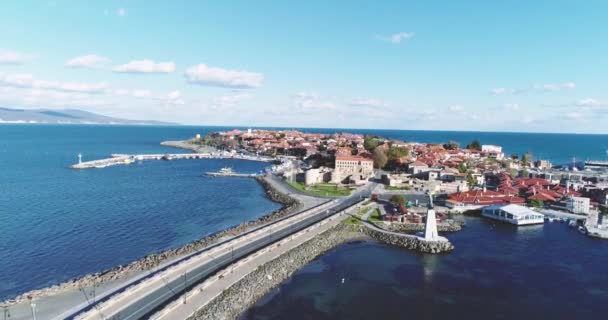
481 204 545 226
219 167 233 174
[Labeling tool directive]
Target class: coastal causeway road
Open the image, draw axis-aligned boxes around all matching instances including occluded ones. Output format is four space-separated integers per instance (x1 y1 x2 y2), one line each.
65 186 369 320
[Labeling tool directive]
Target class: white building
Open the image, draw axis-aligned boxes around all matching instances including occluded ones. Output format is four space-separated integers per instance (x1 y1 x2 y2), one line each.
332 156 374 183
566 196 590 215
482 204 545 225
304 167 332 185
482 145 505 160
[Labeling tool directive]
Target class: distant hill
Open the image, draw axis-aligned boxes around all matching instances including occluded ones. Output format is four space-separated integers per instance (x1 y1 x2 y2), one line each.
0 107 177 125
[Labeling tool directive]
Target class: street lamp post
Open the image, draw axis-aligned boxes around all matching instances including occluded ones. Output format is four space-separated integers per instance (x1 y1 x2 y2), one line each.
183 273 187 305
2 305 9 320
30 302 36 320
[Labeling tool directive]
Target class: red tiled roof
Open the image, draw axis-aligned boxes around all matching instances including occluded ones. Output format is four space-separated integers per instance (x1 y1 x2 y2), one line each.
448 190 526 205
409 160 428 167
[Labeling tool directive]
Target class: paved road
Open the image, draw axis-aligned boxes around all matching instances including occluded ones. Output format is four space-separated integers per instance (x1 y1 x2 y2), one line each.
69 179 371 320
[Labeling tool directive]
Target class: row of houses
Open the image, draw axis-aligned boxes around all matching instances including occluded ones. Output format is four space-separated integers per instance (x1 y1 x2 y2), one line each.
446 174 597 214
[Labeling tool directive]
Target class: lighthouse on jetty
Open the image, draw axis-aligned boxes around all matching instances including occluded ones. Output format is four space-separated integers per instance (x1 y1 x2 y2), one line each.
424 192 441 241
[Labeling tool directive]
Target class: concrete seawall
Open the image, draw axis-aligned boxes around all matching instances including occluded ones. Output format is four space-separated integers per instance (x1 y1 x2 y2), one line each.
187 223 369 320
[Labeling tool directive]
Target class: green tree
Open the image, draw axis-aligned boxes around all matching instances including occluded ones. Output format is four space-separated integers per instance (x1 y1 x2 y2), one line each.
373 146 388 169
466 140 482 151
387 147 410 161
529 199 544 208
510 153 519 160
509 168 518 178
364 135 381 151
443 141 460 150
521 152 532 167
390 194 406 205
466 171 477 187
457 162 467 173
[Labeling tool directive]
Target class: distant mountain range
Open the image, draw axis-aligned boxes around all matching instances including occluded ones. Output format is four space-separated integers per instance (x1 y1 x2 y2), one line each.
0 107 177 125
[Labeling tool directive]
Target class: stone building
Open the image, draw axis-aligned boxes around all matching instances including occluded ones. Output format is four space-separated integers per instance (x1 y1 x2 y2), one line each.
332 155 374 184
304 167 333 185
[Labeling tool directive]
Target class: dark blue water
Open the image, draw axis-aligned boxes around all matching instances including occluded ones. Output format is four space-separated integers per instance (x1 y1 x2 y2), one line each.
1 124 607 301
242 217 608 320
0 125 281 300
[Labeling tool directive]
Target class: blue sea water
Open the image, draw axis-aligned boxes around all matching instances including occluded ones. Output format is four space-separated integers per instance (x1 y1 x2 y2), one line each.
242 217 608 320
1 124 607 302
0 124 280 300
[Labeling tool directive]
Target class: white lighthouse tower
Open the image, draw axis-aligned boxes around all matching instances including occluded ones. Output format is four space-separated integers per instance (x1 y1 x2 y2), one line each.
78 153 82 164
424 192 439 241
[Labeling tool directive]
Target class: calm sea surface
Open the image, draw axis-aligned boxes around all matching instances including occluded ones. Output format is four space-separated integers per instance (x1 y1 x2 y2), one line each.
1 124 607 302
242 217 608 320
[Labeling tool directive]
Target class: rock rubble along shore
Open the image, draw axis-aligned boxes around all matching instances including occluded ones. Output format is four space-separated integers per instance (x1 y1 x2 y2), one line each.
160 140 218 153
361 227 454 254
4 176 299 305
385 222 462 233
189 224 369 320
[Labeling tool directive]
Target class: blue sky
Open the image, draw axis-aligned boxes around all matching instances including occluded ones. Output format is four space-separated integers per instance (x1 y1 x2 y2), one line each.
0 0 607 133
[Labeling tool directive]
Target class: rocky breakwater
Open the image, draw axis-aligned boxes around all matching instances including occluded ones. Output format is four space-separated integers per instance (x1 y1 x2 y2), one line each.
361 225 454 254
4 175 300 306
386 222 463 233
160 140 218 153
189 223 368 320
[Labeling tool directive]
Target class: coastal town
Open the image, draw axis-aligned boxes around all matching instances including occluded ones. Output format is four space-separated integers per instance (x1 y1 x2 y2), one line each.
185 128 608 238
5 127 608 320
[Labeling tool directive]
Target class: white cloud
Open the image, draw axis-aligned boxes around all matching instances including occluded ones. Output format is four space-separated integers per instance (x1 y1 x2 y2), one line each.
378 32 414 44
576 98 603 107
0 86 112 109
167 90 181 100
212 93 251 108
0 49 31 65
117 8 127 17
113 60 176 74
448 105 464 112
184 64 263 89
538 82 576 92
520 116 535 124
491 82 576 95
65 54 111 69
348 98 389 108
131 89 152 98
292 92 336 111
491 88 508 95
566 111 584 120
164 90 185 106
0 73 107 94
502 103 520 111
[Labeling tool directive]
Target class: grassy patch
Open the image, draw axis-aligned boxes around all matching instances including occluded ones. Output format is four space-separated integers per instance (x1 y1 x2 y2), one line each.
343 208 369 225
287 181 351 197
385 185 411 191
344 215 362 225
368 208 382 223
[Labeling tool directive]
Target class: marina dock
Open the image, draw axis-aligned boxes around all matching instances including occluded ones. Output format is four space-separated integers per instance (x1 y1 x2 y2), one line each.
71 152 274 169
